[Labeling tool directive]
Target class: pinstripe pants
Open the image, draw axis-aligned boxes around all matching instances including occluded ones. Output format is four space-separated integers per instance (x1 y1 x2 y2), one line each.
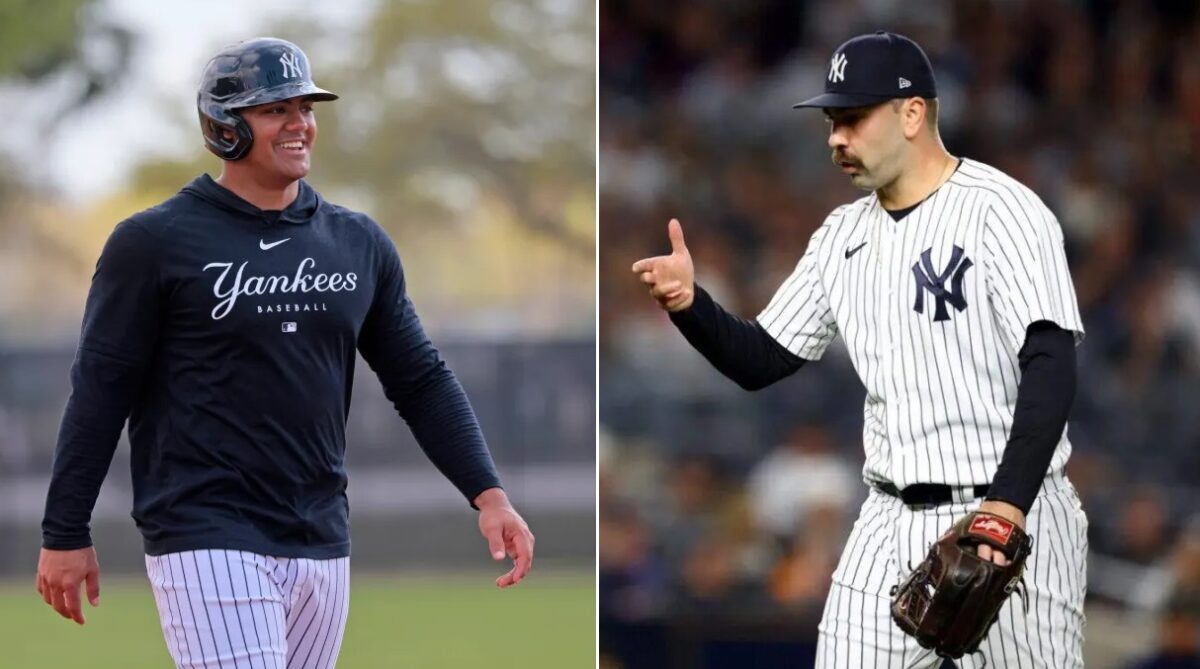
145 550 350 669
816 474 1088 668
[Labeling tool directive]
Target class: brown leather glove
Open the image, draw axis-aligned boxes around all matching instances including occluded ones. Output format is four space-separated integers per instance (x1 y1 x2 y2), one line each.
890 511 1032 659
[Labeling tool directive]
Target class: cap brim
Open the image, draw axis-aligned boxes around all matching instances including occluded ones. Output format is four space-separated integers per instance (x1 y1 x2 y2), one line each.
792 92 892 109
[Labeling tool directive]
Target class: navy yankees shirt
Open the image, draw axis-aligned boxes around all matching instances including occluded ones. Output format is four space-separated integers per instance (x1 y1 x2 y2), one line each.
42 174 501 558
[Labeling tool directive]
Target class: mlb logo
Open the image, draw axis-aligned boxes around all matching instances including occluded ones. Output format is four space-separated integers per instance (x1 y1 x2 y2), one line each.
282 322 298 333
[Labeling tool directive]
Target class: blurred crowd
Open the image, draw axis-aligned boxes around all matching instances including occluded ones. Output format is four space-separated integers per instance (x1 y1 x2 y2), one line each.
599 0 1200 665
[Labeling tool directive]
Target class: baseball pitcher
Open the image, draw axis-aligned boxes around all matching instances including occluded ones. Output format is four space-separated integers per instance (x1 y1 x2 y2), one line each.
634 31 1086 668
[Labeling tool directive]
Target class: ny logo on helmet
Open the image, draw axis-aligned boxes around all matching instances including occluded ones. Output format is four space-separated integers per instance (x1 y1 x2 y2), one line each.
912 245 973 322
279 51 302 79
828 53 847 83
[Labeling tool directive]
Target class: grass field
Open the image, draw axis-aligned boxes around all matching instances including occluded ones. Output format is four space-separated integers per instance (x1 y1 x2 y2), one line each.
1 570 594 668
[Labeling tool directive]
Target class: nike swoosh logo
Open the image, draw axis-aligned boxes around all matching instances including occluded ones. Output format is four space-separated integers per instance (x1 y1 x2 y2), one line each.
845 242 868 259
259 238 291 251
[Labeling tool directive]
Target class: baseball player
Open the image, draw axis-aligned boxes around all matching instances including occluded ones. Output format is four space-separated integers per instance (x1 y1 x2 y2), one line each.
633 31 1087 667
35 38 535 669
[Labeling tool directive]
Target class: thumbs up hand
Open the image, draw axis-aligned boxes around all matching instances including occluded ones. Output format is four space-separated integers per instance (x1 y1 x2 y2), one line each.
631 219 695 312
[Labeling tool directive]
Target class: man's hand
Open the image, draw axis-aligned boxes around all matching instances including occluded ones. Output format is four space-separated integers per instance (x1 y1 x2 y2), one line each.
474 488 535 588
36 546 101 625
975 499 1027 566
631 219 695 312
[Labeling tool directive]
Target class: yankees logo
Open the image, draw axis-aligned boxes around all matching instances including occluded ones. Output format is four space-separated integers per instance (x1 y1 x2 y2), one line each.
912 245 973 322
202 257 358 320
828 52 847 83
279 51 302 79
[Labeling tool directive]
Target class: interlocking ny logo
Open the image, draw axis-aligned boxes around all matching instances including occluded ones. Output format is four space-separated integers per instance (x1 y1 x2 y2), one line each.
828 53 847 83
912 245 973 322
279 51 302 79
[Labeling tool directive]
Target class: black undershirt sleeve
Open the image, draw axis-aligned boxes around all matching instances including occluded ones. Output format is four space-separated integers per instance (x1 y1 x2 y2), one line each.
671 286 1072 514
986 321 1078 515
667 284 806 390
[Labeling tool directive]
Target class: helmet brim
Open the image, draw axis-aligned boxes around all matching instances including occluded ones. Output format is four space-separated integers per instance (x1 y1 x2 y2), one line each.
226 82 338 109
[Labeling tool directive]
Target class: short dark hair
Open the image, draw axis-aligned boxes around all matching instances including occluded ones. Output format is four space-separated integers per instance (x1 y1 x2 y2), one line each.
925 98 939 129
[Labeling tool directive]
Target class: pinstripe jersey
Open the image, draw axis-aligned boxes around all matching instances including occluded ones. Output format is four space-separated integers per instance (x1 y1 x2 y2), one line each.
757 158 1084 489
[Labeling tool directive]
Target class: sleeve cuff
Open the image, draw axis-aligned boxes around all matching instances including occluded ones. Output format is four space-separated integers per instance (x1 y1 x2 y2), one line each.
466 480 505 510
41 535 94 551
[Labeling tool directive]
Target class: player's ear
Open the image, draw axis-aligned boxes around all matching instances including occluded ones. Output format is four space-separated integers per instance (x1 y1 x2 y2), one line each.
902 97 925 140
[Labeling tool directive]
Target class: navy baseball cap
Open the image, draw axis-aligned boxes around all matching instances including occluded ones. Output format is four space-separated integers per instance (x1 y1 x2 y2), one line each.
794 31 937 109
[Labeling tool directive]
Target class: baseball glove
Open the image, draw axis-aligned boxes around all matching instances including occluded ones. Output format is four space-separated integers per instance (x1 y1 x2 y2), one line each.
889 511 1032 659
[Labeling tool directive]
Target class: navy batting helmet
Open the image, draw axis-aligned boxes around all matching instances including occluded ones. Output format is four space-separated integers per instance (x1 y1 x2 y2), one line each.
197 38 338 161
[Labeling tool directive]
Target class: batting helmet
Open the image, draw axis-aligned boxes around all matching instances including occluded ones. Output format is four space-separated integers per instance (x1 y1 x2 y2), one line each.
197 38 338 161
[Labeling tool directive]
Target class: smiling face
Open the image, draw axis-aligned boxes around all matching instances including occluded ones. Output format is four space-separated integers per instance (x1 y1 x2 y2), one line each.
233 96 318 185
824 100 911 191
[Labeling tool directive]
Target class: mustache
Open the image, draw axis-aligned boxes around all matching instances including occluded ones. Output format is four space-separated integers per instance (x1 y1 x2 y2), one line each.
832 153 860 166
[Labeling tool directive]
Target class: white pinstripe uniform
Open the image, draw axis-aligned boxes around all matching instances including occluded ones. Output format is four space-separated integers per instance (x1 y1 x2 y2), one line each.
145 550 350 669
758 159 1088 668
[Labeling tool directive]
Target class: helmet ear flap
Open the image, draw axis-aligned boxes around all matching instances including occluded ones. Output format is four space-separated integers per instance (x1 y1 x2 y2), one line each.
200 111 253 161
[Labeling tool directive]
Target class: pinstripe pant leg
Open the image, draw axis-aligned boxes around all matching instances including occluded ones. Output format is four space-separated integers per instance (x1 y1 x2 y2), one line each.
817 490 944 669
279 557 351 669
957 486 1088 669
146 550 288 669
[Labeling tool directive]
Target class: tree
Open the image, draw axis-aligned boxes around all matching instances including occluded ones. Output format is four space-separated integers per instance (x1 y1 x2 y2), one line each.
0 0 133 148
0 0 133 225
308 0 596 258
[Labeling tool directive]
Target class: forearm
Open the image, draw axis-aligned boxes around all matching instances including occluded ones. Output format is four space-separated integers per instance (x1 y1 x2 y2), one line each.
669 284 806 390
987 323 1077 515
391 363 502 506
42 350 140 549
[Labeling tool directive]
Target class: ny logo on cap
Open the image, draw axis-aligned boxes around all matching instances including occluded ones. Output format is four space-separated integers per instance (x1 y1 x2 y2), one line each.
279 51 302 79
828 53 847 83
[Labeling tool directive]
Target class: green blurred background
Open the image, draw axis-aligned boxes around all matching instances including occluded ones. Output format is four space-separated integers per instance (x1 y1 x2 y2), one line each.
1 573 594 668
0 0 596 665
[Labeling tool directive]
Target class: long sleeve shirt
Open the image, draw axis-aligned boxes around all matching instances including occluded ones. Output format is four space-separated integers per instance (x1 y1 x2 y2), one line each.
42 174 501 558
